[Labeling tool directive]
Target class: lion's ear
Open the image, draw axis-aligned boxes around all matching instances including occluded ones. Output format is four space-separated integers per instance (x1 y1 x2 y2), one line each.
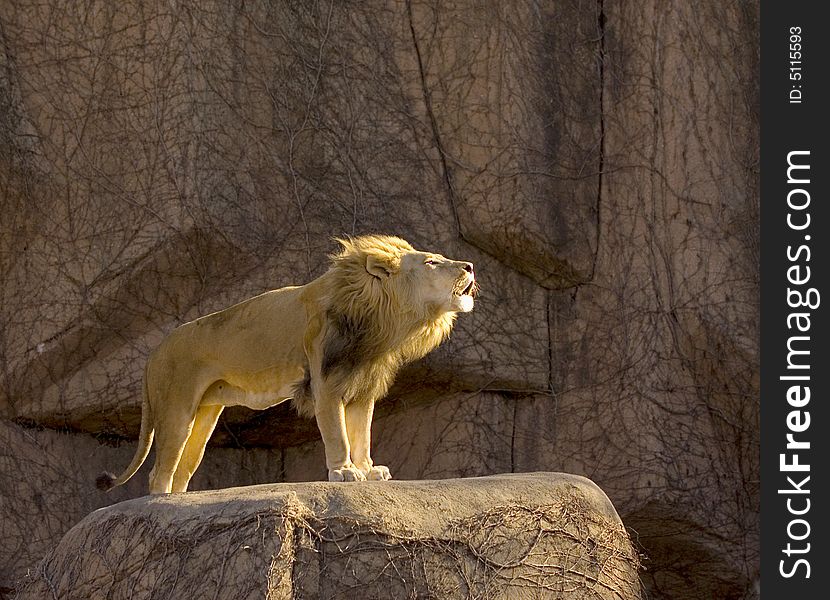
366 255 395 278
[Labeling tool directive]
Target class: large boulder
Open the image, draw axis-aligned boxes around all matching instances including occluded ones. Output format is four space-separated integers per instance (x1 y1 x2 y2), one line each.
16 473 643 600
0 420 283 593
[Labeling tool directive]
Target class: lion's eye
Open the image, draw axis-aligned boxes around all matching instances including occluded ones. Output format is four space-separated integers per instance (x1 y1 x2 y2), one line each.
424 259 437 266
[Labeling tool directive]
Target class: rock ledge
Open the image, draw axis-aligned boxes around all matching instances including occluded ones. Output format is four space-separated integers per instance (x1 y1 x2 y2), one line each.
17 473 643 599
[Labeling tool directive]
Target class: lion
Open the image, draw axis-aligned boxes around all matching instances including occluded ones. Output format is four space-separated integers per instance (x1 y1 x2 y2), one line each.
97 235 477 494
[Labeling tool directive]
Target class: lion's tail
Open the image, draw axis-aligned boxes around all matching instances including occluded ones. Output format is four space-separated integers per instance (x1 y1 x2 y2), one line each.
96 367 155 492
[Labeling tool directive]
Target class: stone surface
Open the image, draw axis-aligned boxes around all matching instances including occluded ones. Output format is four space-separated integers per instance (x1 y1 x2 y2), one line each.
548 2 760 595
372 391 515 480
0 420 282 592
1 0 556 433
0 1 759 598
15 473 643 600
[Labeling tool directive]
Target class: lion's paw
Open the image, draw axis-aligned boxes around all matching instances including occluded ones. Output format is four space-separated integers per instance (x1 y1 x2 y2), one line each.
328 466 367 482
367 465 392 481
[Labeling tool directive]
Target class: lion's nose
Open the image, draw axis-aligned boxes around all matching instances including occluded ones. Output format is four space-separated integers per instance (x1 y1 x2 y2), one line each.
462 262 474 273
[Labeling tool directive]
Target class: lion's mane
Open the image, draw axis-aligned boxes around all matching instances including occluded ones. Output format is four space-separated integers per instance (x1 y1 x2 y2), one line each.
291 235 456 417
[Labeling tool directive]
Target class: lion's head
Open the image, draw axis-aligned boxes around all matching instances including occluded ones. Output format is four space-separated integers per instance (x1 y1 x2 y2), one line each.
288 234 477 417
329 235 477 319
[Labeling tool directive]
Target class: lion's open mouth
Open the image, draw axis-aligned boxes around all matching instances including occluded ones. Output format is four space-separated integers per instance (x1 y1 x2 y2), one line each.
454 279 477 297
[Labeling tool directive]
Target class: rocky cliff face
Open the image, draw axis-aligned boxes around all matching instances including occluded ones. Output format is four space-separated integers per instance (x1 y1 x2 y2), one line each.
0 1 758 598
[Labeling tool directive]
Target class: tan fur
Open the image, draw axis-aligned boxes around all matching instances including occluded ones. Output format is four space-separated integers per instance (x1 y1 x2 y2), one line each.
98 235 476 493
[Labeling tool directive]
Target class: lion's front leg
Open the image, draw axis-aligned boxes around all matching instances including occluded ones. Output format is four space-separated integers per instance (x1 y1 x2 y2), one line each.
345 399 391 481
314 394 366 482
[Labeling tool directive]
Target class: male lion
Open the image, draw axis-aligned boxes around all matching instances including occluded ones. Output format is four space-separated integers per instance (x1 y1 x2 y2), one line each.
97 235 476 494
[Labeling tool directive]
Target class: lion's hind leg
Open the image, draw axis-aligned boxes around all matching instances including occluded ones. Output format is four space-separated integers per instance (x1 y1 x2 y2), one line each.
149 420 193 494
148 377 213 494
170 404 225 493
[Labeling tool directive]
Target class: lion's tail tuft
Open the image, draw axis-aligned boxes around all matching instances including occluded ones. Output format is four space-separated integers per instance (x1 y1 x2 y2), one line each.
95 471 117 491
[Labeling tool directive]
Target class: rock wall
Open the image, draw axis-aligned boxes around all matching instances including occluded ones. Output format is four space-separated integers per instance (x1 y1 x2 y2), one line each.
0 1 758 598
0 420 283 595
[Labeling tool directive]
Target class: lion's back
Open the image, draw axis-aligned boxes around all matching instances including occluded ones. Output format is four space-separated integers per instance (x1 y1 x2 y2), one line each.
150 284 312 377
